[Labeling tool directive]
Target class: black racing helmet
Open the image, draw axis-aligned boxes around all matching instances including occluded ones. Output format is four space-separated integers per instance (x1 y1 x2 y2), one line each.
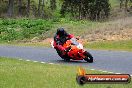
57 28 68 37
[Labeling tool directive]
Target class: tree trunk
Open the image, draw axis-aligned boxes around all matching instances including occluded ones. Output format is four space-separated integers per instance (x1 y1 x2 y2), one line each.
38 0 42 16
79 1 83 19
120 0 123 9
7 0 14 17
60 0 68 17
18 0 22 16
50 0 56 10
42 0 44 18
27 0 30 17
125 0 128 12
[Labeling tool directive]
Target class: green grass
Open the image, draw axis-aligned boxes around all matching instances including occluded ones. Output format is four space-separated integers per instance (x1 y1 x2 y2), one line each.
0 57 132 88
2 39 132 52
0 18 132 51
0 18 101 41
52 18 101 36
1 39 132 52
85 40 132 51
0 18 53 41
0 41 50 47
109 0 120 8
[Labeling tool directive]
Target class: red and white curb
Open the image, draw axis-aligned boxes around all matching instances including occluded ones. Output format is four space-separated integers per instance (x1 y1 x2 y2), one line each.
18 59 132 77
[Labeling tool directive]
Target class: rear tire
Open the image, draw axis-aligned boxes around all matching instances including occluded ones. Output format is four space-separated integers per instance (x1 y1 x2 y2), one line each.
84 51 93 63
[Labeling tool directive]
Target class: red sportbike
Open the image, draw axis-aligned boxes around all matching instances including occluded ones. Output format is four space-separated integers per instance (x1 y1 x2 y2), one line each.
50 38 93 63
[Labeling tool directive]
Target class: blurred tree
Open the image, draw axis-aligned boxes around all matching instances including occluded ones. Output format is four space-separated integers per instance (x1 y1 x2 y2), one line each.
27 0 30 17
60 0 110 20
42 0 44 18
120 0 123 9
125 0 129 12
38 0 42 16
18 0 22 16
60 0 68 17
50 0 56 10
7 0 14 17
120 0 132 12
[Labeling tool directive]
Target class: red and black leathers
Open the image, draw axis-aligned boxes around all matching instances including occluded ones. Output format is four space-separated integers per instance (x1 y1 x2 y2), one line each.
53 34 74 51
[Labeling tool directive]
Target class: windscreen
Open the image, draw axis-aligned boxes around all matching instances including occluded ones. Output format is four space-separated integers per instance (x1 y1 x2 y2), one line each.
70 38 79 45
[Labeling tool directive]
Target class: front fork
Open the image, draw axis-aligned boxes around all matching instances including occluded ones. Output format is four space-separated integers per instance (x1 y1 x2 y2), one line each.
78 49 87 59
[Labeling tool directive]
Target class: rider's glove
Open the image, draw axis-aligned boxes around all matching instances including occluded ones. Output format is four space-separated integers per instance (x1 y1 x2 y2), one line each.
65 46 71 52
56 41 60 45
66 37 71 40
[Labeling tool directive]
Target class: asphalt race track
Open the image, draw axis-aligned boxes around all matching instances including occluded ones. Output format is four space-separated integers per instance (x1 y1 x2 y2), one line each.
0 45 132 74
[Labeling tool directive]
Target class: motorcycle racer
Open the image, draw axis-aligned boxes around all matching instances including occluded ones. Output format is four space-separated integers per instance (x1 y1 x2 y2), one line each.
50 28 93 62
53 28 74 55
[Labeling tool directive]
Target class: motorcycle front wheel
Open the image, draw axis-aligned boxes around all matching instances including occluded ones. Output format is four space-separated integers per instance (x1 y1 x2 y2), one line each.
84 51 93 63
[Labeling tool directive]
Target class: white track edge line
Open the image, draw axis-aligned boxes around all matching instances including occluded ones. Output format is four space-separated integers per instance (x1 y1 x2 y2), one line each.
40 62 45 64
49 63 54 64
26 60 30 61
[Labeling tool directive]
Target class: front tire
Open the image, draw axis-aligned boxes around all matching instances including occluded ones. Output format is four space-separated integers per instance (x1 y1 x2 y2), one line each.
84 51 93 63
64 58 70 62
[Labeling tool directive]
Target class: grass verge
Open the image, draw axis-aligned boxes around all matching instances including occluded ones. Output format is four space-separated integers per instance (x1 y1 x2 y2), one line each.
1 39 132 52
0 57 132 88
85 40 132 51
0 41 50 47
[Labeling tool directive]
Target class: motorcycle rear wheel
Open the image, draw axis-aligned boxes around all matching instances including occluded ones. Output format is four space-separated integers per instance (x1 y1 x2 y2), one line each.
84 51 93 63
